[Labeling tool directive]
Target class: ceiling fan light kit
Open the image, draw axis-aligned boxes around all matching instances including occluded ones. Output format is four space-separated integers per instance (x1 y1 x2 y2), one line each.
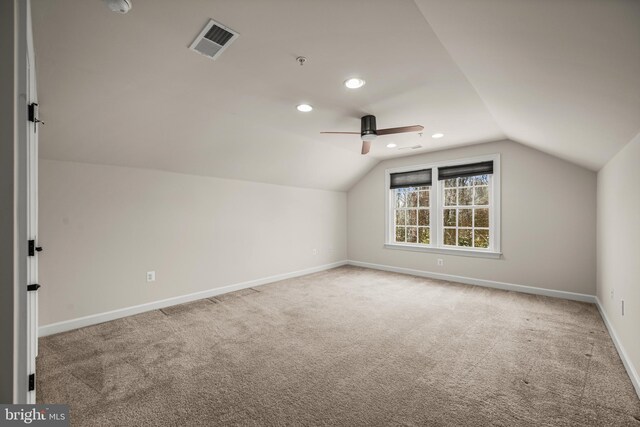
360 115 378 141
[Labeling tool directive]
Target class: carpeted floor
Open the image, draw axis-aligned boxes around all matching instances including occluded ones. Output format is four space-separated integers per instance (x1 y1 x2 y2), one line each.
38 266 640 426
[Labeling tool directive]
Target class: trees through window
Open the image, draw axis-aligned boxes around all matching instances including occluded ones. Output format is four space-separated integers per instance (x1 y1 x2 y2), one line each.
442 175 490 249
393 186 430 244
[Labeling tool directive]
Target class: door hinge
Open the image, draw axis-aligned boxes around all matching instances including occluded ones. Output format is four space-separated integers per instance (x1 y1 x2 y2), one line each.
28 103 44 134
28 373 35 391
27 284 41 292
28 103 37 122
28 240 42 256
28 103 44 124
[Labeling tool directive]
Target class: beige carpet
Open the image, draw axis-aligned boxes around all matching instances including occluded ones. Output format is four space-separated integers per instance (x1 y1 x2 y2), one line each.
38 266 640 426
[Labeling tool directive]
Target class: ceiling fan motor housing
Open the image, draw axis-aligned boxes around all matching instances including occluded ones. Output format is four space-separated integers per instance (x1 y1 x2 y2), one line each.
361 115 377 140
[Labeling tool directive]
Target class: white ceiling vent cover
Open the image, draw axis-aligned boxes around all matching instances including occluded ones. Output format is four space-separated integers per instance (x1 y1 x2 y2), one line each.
189 19 239 60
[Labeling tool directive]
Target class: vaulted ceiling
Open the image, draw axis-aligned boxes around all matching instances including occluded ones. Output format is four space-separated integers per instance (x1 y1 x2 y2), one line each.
31 0 640 191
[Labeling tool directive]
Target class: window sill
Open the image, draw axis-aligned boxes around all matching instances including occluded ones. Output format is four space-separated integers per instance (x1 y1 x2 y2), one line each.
384 243 502 259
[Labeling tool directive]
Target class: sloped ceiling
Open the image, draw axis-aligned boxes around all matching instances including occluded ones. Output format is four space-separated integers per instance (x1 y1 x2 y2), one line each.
414 0 640 170
31 0 639 191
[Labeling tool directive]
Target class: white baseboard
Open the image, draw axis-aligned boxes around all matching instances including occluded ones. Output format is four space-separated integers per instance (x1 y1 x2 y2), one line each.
347 260 596 303
595 297 640 399
38 261 348 337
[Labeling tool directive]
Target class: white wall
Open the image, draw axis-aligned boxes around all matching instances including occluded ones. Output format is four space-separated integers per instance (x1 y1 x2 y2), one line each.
597 133 640 389
39 160 347 326
348 140 596 295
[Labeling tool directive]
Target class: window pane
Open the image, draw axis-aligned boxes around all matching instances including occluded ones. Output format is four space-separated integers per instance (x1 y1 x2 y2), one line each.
444 228 456 246
444 178 457 188
407 191 418 207
473 175 489 186
443 209 456 226
458 229 473 247
458 209 472 227
418 227 430 244
445 189 457 206
474 208 489 228
459 188 473 205
395 210 406 226
395 190 406 208
406 227 418 243
418 190 430 207
418 209 430 226
395 227 406 242
407 209 417 225
474 186 489 205
474 229 489 248
459 176 473 187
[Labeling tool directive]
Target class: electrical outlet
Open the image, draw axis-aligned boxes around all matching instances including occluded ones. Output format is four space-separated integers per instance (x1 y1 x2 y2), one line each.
610 289 614 300
621 300 625 316
437 258 444 267
146 271 156 282
312 248 319 255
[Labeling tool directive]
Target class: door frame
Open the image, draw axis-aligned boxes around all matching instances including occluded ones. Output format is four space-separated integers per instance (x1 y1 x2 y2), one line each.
25 0 39 402
13 0 36 404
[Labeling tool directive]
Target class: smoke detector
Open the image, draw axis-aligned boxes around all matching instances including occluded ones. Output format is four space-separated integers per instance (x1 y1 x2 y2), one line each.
103 0 132 14
189 19 239 61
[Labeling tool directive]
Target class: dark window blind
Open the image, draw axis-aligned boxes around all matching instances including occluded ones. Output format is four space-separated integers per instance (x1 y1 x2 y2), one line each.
437 161 493 180
390 169 432 189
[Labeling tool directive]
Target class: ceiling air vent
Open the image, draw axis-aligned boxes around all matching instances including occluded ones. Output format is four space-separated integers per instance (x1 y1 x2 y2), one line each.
189 19 239 60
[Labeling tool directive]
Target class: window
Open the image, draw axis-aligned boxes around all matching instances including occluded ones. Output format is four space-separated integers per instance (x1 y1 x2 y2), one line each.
385 155 500 258
442 174 490 249
390 168 433 245
393 186 431 244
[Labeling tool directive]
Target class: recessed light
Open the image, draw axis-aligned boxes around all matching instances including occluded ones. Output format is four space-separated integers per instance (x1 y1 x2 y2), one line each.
344 78 366 89
296 104 313 112
103 0 132 14
386 143 397 148
431 133 444 139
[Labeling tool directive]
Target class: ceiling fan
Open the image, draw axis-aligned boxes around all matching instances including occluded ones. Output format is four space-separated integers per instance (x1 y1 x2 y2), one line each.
321 115 424 155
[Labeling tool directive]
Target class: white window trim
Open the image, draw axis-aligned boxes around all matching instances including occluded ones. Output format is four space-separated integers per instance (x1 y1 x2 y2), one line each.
384 153 501 259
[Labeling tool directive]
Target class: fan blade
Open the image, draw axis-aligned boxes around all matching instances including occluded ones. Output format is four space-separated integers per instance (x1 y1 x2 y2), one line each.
377 125 424 136
320 131 360 135
361 140 372 155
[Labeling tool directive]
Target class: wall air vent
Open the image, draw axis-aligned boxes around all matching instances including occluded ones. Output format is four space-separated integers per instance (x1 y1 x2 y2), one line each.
189 19 239 61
